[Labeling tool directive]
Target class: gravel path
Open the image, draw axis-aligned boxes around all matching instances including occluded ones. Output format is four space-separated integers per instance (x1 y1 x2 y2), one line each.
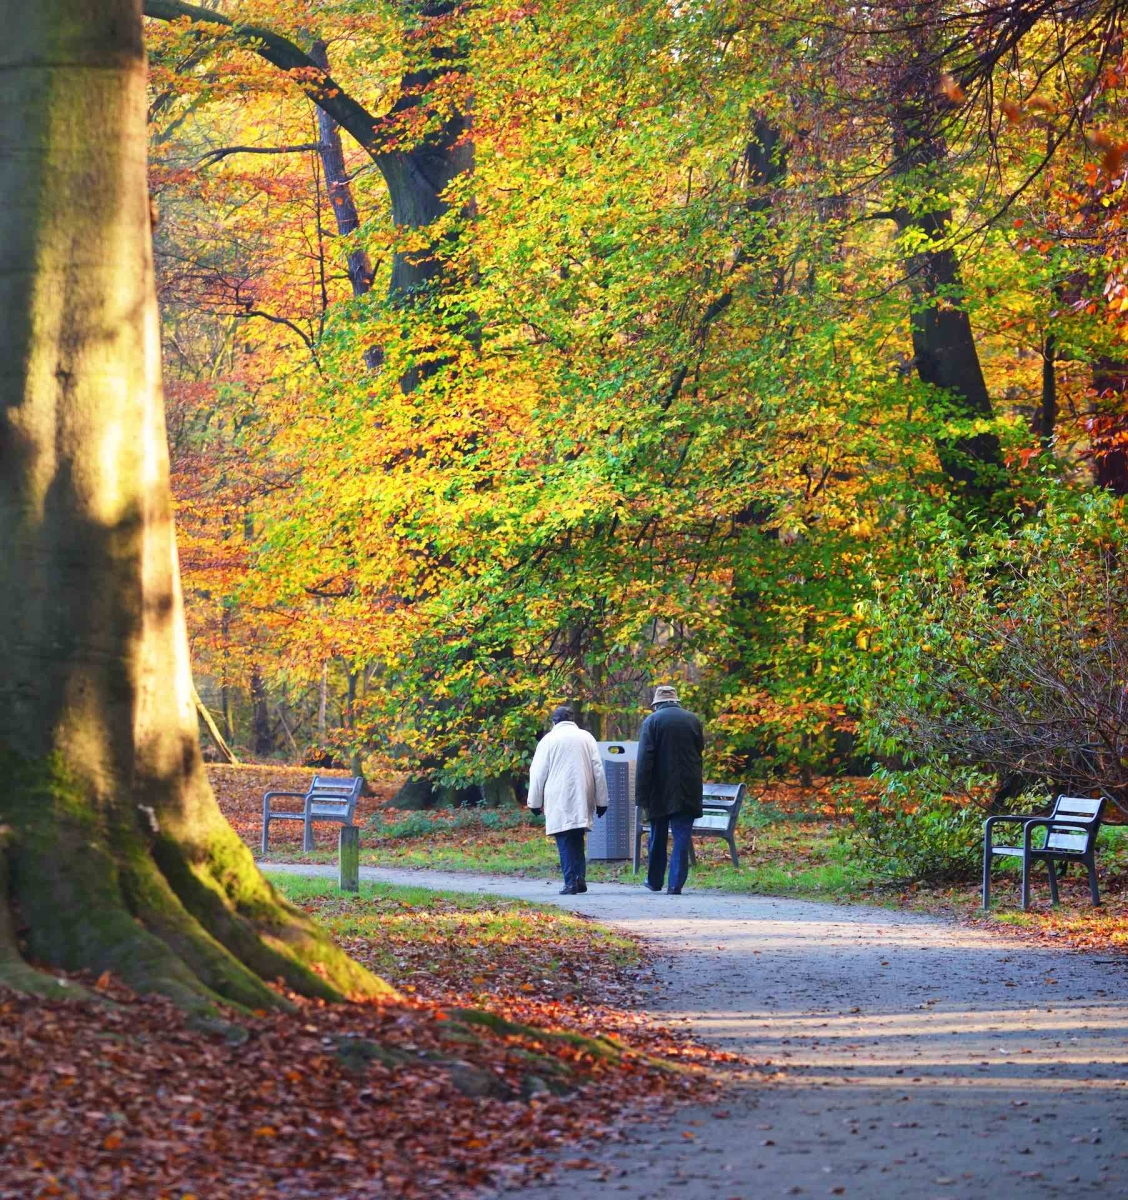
264 863 1128 1198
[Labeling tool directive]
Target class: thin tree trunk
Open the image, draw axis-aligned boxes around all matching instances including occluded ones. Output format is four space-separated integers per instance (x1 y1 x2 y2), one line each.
0 0 390 1011
193 683 238 764
318 661 329 741
1039 334 1057 452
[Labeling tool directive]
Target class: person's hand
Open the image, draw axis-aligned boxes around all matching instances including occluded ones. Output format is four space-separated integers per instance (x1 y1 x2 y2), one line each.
530 807 545 820
596 805 608 818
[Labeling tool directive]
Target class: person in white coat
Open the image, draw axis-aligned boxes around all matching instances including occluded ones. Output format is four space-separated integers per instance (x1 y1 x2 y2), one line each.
527 705 609 894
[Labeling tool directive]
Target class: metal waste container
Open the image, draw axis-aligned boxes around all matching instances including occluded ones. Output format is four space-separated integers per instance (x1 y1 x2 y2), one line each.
589 740 636 860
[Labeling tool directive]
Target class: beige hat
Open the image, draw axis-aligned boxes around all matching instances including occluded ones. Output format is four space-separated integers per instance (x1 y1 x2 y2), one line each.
652 685 679 705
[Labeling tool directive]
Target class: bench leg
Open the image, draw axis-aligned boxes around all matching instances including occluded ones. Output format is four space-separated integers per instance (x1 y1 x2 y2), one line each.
1020 851 1030 912
727 836 740 869
632 821 642 874
687 839 697 868
303 817 314 853
261 815 269 857
981 836 991 910
1047 859 1059 905
1086 857 1101 906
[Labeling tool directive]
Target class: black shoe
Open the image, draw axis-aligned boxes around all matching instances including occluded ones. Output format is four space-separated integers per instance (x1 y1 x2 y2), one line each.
645 883 662 892
667 888 682 895
559 885 579 895
576 881 588 893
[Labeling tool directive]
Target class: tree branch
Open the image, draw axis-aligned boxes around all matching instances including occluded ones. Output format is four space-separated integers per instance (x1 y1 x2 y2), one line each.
196 142 325 167
142 0 385 157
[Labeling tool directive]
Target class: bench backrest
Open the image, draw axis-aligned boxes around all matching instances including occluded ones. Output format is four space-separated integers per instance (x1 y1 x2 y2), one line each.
1045 795 1104 852
694 783 746 831
308 774 363 817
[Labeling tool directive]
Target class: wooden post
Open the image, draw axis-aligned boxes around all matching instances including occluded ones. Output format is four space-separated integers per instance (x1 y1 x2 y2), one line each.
339 826 360 892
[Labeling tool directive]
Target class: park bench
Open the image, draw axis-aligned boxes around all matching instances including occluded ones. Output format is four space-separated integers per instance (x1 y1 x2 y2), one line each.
633 782 746 873
261 774 363 854
982 794 1107 911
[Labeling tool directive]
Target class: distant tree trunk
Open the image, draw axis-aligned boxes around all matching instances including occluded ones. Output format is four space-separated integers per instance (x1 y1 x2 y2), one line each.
220 604 234 743
250 667 272 758
0 0 389 1011
889 15 1005 502
1039 334 1057 453
1091 359 1128 494
318 661 329 741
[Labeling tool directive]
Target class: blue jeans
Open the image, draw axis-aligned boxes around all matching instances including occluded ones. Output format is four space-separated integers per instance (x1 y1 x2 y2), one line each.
647 813 695 892
554 828 587 890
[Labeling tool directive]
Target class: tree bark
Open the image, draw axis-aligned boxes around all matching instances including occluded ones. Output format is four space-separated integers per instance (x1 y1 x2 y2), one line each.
0 0 391 1013
250 667 273 757
1091 358 1128 494
1039 334 1057 452
889 14 1006 502
308 42 377 305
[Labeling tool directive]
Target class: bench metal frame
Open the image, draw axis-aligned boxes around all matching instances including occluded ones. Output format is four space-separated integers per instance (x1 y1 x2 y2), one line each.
982 794 1106 911
633 782 746 873
261 774 363 854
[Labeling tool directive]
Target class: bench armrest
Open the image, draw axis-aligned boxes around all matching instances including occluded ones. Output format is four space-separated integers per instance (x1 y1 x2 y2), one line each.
1021 817 1098 851
264 790 308 803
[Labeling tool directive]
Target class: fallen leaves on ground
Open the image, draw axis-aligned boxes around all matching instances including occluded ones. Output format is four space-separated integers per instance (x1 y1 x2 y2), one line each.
0 977 725 1200
0 885 741 1200
210 763 400 852
292 887 740 1069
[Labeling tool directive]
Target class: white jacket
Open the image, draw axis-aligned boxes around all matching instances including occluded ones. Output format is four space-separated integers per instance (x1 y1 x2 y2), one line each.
527 721 609 836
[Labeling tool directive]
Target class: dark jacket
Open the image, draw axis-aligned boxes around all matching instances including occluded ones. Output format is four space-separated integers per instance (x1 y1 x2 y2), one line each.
635 702 704 820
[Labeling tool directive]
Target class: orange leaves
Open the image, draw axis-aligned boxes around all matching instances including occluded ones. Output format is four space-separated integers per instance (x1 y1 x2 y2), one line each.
937 73 965 105
1000 99 1023 125
998 94 1054 128
1082 127 1128 175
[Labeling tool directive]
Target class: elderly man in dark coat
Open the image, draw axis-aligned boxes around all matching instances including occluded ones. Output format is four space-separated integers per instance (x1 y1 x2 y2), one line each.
636 685 704 894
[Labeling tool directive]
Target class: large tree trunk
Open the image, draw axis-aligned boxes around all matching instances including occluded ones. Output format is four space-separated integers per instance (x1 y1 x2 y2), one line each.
0 0 391 1014
889 12 1006 502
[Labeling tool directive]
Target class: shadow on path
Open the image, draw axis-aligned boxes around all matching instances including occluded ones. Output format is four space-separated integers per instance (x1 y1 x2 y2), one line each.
263 864 1128 1198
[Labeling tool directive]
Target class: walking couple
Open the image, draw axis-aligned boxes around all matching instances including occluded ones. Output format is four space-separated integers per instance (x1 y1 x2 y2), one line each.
526 686 704 895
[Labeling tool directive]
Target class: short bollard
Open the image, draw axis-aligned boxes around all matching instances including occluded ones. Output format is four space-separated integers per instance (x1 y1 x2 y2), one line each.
339 826 360 892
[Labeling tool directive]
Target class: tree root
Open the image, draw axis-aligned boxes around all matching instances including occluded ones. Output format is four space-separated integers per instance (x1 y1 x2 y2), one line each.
0 752 393 1017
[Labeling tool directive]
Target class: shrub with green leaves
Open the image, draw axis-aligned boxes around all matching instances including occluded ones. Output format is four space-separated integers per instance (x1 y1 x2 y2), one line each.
844 765 991 883
855 487 1128 813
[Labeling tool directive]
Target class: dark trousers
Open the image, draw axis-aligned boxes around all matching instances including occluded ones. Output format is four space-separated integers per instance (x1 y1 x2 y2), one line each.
554 828 587 889
647 813 695 892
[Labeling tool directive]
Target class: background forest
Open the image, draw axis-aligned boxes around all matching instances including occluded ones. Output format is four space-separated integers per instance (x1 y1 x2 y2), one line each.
147 0 1128 821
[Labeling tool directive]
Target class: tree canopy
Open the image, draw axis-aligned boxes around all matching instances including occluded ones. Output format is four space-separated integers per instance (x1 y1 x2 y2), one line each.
143 0 1128 807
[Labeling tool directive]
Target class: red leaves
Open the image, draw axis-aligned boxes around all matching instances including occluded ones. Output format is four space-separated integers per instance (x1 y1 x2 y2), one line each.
0 981 714 1200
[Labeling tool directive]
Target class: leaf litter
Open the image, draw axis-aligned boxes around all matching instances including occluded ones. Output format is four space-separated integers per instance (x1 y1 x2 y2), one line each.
0 885 743 1199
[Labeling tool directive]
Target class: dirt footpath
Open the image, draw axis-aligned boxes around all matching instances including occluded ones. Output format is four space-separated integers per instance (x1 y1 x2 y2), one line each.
264 865 1128 1198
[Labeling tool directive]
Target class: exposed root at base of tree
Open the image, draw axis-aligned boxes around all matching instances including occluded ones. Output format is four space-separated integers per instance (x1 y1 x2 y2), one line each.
0 752 394 1016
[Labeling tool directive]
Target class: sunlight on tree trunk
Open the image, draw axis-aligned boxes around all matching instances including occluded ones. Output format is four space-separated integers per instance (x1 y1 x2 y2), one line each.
0 0 393 1015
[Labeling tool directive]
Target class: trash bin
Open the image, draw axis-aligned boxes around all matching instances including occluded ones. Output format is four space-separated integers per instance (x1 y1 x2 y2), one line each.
589 741 636 860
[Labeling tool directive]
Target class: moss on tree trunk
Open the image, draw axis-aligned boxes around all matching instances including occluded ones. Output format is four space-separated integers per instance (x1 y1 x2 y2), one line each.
0 0 393 1016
